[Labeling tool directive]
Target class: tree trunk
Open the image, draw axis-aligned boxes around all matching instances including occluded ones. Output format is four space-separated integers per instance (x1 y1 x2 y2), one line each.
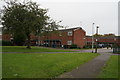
26 34 31 49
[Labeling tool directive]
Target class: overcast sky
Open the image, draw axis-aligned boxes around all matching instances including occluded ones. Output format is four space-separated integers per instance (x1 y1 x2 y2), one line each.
0 0 119 36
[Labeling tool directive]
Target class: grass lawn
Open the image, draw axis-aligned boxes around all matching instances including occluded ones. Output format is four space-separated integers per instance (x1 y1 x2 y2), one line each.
3 53 98 78
98 55 119 78
2 46 74 52
0 53 1 78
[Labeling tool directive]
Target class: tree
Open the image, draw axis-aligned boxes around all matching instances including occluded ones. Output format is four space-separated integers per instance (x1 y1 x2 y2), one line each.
93 33 116 37
103 33 115 36
93 34 103 37
1 0 50 48
13 32 26 46
42 20 62 37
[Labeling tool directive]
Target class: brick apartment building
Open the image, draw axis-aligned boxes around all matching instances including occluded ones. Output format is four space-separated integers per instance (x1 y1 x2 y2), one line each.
1 27 120 48
39 27 86 48
1 27 86 48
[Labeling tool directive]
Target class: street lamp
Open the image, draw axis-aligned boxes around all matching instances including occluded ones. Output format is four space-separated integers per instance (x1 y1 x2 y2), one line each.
114 38 116 47
113 38 117 53
92 23 95 53
95 26 99 53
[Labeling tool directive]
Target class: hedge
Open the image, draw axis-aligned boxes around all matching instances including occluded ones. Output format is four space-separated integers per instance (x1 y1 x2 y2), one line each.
2 40 13 46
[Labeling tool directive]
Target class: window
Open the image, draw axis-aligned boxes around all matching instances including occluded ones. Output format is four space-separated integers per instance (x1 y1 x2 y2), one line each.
67 41 72 45
59 32 62 36
68 31 72 36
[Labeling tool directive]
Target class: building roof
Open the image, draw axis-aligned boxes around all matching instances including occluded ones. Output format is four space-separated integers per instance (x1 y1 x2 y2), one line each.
59 27 86 33
86 36 120 39
59 27 83 31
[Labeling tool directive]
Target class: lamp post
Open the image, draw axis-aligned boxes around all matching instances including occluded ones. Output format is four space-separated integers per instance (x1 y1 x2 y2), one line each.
113 38 116 53
92 23 95 53
114 38 116 47
95 26 99 53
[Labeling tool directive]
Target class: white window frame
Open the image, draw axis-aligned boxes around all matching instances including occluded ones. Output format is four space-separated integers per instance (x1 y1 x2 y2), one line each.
68 31 72 36
59 32 62 36
67 41 72 45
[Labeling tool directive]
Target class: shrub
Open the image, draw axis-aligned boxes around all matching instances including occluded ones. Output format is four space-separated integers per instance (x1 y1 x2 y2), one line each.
83 45 92 49
70 44 78 49
63 45 69 49
2 40 13 46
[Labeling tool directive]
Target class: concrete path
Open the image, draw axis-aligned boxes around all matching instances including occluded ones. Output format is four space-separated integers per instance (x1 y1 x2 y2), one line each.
2 48 113 53
2 52 82 54
77 48 113 53
58 49 112 78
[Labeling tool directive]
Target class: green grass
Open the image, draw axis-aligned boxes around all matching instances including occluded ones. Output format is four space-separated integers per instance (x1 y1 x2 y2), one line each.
98 55 119 78
2 46 74 52
3 53 98 78
0 53 1 78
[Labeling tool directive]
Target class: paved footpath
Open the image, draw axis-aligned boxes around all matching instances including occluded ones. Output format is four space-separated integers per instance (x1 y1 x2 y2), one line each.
58 49 112 78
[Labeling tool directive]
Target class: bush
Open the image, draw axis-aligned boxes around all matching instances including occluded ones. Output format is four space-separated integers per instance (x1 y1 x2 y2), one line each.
83 45 92 49
70 44 78 49
2 40 13 46
63 45 69 49
83 45 100 49
63 44 78 49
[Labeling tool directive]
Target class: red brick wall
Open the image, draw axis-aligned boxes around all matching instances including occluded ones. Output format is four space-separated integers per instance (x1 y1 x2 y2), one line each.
2 34 11 41
1 28 86 48
2 34 38 41
73 29 86 48
86 36 120 46
30 34 38 40
59 31 73 45
40 29 86 48
40 31 73 45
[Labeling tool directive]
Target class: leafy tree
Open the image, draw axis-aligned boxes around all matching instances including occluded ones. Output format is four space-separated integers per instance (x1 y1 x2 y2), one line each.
36 19 63 46
103 33 115 36
42 20 62 37
1 1 50 48
13 32 26 46
1 0 63 48
93 34 103 37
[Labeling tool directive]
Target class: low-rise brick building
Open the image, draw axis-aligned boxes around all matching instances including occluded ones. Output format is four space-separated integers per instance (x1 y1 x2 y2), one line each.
1 27 120 49
86 36 120 47
39 27 86 48
1 27 86 48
